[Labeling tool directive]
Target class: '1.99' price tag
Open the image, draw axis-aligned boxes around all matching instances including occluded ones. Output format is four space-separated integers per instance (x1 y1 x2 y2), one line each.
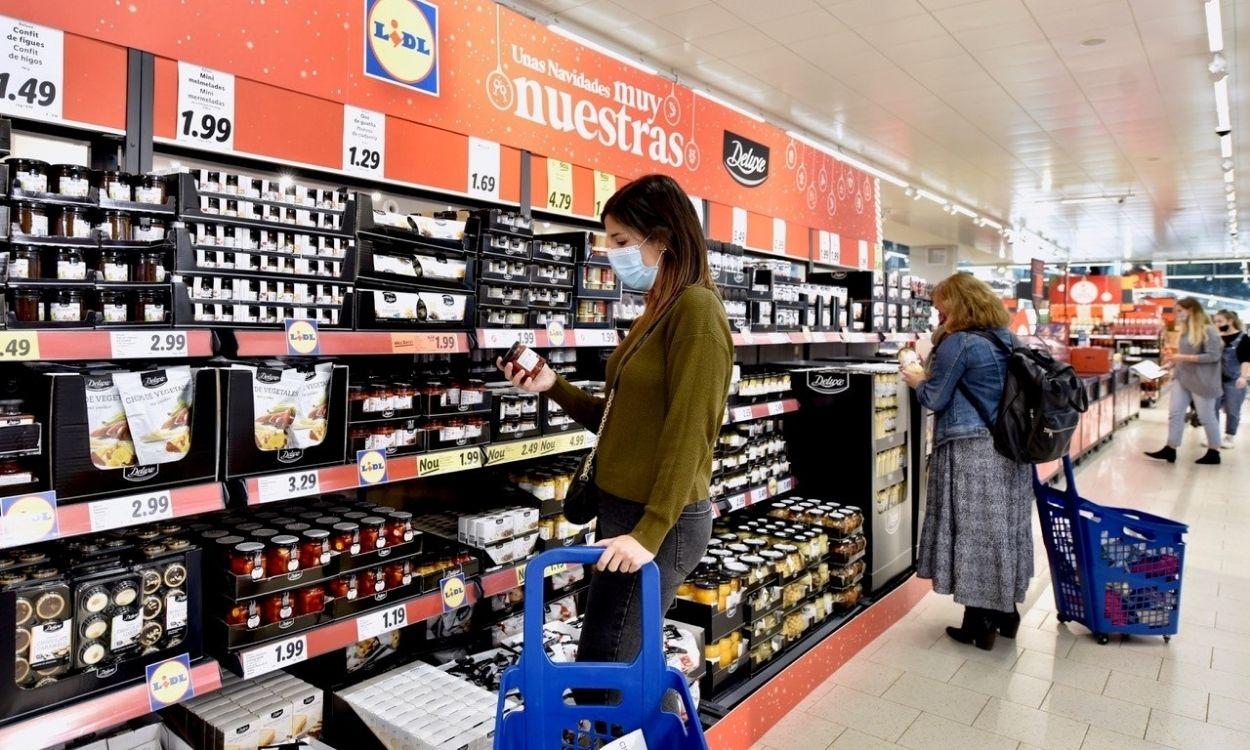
241 634 307 678
89 490 173 533
176 62 235 152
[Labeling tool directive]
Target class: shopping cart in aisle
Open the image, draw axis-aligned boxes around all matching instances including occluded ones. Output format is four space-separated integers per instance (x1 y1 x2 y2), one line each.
493 547 708 750
1035 457 1188 645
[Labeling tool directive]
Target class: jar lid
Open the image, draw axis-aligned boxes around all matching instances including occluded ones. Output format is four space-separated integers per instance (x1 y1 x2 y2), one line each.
387 510 413 521
234 541 264 553
303 529 330 540
333 522 360 532
739 554 765 564
271 534 300 545
759 550 783 560
314 516 340 526
360 515 386 525
6 157 49 169
723 561 749 574
216 535 245 546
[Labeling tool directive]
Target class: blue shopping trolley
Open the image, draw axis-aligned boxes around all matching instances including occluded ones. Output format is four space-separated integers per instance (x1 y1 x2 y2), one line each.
493 547 708 750
1035 457 1188 644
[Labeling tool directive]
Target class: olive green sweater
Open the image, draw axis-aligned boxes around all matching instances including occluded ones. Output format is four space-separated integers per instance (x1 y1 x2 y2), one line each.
547 286 733 553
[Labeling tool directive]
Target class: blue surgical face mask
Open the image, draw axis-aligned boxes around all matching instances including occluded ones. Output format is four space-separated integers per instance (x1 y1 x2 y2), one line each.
608 239 660 291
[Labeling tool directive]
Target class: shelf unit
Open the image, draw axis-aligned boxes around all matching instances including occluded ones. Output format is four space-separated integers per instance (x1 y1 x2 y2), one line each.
709 475 796 518
725 398 800 424
0 329 214 361
730 331 894 347
475 328 620 349
233 330 472 356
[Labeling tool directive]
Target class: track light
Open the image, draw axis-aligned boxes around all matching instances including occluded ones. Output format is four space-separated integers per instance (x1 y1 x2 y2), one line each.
1209 52 1228 82
1221 135 1233 159
1223 158 1235 172
903 186 917 199
1205 0 1224 54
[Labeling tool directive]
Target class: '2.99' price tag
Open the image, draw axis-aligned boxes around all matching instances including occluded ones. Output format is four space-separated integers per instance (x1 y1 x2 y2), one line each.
110 331 189 359
241 634 307 678
176 62 235 152
89 491 173 533
255 470 320 504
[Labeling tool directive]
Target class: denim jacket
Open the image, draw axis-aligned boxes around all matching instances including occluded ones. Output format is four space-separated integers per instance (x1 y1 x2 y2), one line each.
917 328 1011 447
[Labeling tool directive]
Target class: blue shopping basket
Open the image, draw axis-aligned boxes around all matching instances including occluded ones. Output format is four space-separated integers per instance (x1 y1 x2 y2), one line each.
493 547 708 750
1035 457 1188 644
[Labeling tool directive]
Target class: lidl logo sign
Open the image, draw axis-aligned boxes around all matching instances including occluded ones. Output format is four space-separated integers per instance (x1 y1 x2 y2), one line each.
0 491 59 546
440 572 466 611
145 653 194 711
356 448 389 486
365 0 439 97
284 318 320 356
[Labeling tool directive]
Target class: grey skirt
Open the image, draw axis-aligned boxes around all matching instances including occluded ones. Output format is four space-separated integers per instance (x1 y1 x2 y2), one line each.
918 436 1034 612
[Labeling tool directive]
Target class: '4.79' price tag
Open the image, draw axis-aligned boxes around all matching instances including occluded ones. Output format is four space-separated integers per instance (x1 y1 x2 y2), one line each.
241 634 307 679
89 491 173 533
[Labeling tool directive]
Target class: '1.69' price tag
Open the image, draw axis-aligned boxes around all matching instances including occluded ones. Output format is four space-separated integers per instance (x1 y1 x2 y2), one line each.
255 470 320 504
241 634 307 678
467 137 501 201
176 62 235 152
355 603 407 641
89 491 173 533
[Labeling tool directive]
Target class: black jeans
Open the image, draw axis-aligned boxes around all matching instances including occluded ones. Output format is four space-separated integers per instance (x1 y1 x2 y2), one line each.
576 493 712 675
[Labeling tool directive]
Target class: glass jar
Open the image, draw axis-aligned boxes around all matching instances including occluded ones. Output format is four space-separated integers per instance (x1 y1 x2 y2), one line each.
384 511 414 546
226 600 260 628
134 252 166 282
100 289 128 323
11 289 42 322
328 573 358 600
359 516 387 550
265 534 300 574
53 247 87 281
282 522 311 535
100 210 131 241
133 174 166 204
331 522 361 554
132 218 167 242
251 528 280 544
693 579 718 610
13 202 49 237
358 567 383 594
132 289 167 323
98 249 130 282
8 158 49 192
260 591 294 624
230 541 265 580
8 245 42 279
48 289 85 323
299 529 331 568
95 170 133 202
383 560 411 589
295 585 325 616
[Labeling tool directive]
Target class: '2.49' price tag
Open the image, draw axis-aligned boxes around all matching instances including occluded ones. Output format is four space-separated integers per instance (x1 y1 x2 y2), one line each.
0 332 39 362
240 634 307 679
176 62 234 152
89 491 173 533
255 470 320 504
355 603 407 641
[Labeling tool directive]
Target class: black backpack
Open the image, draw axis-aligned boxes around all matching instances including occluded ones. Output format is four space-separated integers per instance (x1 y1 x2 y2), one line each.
957 330 1089 464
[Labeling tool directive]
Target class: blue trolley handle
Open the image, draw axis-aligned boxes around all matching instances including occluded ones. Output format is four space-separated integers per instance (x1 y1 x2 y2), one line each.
1033 455 1081 506
519 547 670 723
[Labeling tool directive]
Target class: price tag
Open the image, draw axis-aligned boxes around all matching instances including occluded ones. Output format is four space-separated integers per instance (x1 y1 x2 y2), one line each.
767 401 786 416
391 332 460 354
0 491 59 548
858 239 870 270
827 232 841 265
356 603 407 641
593 171 616 218
543 563 568 577
727 495 747 512
749 486 768 504
342 105 385 177
818 231 831 264
0 15 63 123
176 62 235 152
546 158 574 214
729 406 752 423
241 634 307 679
467 137 501 201
417 446 483 477
690 195 705 228
110 331 189 359
0 332 39 361
772 218 786 254
88 490 173 532
573 329 619 347
778 477 794 494
514 564 527 588
731 207 748 246
255 469 320 504
737 331 755 346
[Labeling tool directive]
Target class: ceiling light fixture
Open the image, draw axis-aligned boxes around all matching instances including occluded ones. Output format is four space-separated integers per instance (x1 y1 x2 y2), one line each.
916 188 947 206
951 205 978 218
696 88 764 122
1222 158 1235 172
547 23 658 76
1205 0 1224 53
1214 77 1231 133
1225 170 1236 184
835 151 909 188
1221 134 1234 159
981 217 1004 230
1209 52 1228 81
1048 193 1133 205
1081 37 1105 47
903 186 917 199
1123 234 1132 260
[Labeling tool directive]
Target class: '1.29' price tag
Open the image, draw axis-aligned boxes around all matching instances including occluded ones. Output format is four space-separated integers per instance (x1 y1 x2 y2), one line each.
89 491 173 533
356 603 407 641
256 470 320 504
467 137 501 201
343 105 385 177
241 634 307 678
176 62 235 152
0 15 63 124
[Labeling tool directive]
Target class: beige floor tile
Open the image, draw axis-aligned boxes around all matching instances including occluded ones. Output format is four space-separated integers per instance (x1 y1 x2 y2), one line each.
1145 709 1250 750
1116 637 1213 668
1101 671 1208 720
1213 612 1250 636
1208 695 1250 735
829 728 906 750
1212 647 1250 677
1065 640 1163 679
828 658 903 697
1022 607 1051 629
896 712 1018 750
809 685 921 742
1158 660 1250 703
1012 627 1077 657
1014 650 1112 693
1040 683 1150 738
1080 726 1180 750
928 634 1026 670
876 620 947 650
973 697 1090 750
949 660 1053 709
864 640 966 683
880 672 990 724
760 712 845 749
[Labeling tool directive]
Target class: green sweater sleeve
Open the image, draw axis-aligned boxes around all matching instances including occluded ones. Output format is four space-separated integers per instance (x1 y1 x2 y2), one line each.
630 329 733 554
546 374 605 430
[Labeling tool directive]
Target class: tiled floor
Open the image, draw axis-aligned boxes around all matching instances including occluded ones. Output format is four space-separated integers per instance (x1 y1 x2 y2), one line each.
751 398 1250 750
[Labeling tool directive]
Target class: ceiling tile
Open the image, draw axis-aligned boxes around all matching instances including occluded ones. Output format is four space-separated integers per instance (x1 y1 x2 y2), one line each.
599 19 684 51
714 0 822 23
932 0 1034 32
826 0 928 28
756 9 848 43
693 26 780 57
557 0 642 27
651 4 745 40
857 13 951 46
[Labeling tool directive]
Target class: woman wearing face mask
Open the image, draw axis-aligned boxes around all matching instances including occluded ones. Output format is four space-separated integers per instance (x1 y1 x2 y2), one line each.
1146 298 1224 464
1214 310 1250 447
498 174 732 675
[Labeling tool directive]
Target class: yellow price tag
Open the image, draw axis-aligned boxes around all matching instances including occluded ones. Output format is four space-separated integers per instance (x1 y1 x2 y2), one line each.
417 447 482 477
547 158 574 214
593 171 616 218
515 564 526 588
0 332 39 361
544 563 568 577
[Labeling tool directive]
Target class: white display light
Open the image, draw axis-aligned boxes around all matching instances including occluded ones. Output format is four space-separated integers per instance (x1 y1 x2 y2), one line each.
1221 135 1233 159
916 188 946 206
695 89 764 123
547 24 658 76
1206 0 1224 53
1215 77 1231 133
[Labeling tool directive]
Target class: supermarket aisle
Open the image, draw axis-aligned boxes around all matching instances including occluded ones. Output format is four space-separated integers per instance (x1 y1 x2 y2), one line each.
748 399 1250 750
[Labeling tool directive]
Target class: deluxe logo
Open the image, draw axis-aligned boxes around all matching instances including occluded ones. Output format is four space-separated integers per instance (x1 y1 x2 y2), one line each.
145 655 194 710
364 0 440 97
141 372 169 388
807 372 849 395
722 131 770 187
276 448 304 464
356 448 389 485
123 465 159 482
284 319 320 356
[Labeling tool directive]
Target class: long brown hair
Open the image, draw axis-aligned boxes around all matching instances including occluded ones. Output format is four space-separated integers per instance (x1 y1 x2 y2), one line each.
602 174 717 358
1216 309 1243 332
931 272 1010 332
1177 297 1213 347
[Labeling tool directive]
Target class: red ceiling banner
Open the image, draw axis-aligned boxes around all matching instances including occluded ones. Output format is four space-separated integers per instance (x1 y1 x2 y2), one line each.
0 1 878 248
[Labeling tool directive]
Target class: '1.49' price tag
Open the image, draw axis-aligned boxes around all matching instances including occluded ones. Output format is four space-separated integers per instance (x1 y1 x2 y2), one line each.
89 491 173 533
255 470 320 504
355 603 407 641
240 634 307 679
0 15 63 124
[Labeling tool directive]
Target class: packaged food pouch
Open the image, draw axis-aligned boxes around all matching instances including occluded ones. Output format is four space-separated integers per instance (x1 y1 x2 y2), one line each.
290 363 332 449
85 371 138 470
112 366 194 465
234 365 301 452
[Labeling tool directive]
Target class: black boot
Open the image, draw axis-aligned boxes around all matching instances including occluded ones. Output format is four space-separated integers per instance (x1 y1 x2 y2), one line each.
946 607 997 650
1145 446 1176 463
1196 449 1221 465
995 606 1021 638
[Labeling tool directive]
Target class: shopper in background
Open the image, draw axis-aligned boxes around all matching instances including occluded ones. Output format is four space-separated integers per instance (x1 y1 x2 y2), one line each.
1146 298 1224 465
900 273 1031 651
1214 310 1250 448
498 174 733 678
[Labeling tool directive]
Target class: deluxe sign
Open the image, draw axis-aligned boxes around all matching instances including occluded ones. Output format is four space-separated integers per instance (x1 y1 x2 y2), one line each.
364 0 439 96
807 371 849 395
722 131 770 187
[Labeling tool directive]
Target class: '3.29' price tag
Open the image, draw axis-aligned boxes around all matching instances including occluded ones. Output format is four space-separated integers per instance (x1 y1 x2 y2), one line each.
256 470 320 504
176 62 235 152
0 15 63 123
89 491 173 533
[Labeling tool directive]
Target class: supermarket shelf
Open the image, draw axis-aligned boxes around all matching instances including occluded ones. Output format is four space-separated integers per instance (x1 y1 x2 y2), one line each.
0 658 223 750
873 432 906 453
478 557 585 598
1070 334 1160 341
244 431 596 504
711 475 796 518
0 482 227 551
730 331 886 347
881 332 919 343
233 330 471 356
474 328 620 349
725 398 799 424
0 329 214 361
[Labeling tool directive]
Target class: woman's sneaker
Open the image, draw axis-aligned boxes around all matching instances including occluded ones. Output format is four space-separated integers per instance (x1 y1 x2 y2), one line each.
1222 436 1236 449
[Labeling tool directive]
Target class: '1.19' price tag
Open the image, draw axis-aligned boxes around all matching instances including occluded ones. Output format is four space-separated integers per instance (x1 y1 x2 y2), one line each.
110 331 189 359
356 603 407 641
176 61 235 152
89 490 173 533
467 136 501 201
0 15 63 124
241 634 307 678
343 105 385 178
255 470 320 504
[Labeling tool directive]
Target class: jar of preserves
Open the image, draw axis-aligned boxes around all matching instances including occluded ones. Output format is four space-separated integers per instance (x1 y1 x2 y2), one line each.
13 202 49 236
383 560 411 589
693 579 718 610
8 245 43 279
225 600 260 628
295 585 325 616
98 250 130 282
260 591 294 623
100 290 128 323
359 516 387 550
132 289 167 323
358 567 383 594
299 529 331 568
230 541 265 580
328 573 358 600
134 251 166 282
100 210 131 241
331 522 361 554
11 289 42 322
132 174 166 204
95 170 133 202
132 218 167 242
384 511 414 546
55 247 87 280
265 534 300 574
48 289 85 323
8 158 49 193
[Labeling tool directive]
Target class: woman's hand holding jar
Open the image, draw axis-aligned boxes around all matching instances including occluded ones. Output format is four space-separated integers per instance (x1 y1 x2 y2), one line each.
496 347 557 393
